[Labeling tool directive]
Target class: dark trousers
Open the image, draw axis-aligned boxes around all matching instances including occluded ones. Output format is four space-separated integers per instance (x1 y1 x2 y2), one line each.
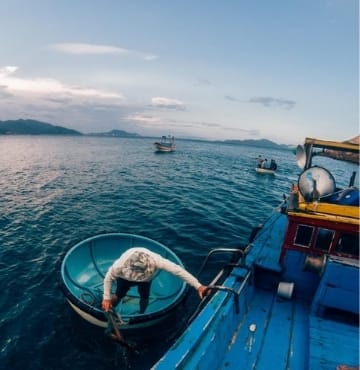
115 278 152 313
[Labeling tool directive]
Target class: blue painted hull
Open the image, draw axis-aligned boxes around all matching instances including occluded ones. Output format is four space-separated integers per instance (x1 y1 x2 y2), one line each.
153 210 359 369
153 138 359 369
60 233 187 330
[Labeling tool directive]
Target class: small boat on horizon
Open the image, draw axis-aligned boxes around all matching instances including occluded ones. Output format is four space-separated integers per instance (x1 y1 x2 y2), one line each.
154 135 176 152
255 157 278 175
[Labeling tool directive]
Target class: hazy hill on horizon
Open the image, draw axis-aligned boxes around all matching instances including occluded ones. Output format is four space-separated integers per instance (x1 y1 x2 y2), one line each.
87 128 141 138
0 119 358 154
0 119 82 136
0 118 294 149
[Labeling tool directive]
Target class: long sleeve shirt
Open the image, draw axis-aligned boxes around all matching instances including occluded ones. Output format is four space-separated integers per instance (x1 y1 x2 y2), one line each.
103 247 201 300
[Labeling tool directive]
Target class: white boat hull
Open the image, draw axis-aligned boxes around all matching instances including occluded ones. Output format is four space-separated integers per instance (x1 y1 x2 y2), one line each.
154 143 176 152
255 167 275 175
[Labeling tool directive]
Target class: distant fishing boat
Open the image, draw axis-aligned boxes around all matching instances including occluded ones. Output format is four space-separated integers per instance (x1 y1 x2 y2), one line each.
60 233 188 330
154 135 176 152
255 157 278 175
152 137 359 369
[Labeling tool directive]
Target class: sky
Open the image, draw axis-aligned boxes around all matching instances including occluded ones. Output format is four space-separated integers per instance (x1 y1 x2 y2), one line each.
0 0 358 145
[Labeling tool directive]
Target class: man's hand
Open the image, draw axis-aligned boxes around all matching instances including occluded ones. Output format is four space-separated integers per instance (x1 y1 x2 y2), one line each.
197 285 209 299
102 299 112 312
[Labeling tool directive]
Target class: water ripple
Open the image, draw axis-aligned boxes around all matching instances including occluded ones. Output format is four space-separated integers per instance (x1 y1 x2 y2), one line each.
0 136 357 370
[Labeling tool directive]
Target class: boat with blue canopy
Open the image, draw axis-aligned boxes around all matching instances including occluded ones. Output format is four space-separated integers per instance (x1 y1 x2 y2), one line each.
152 137 359 370
60 233 188 330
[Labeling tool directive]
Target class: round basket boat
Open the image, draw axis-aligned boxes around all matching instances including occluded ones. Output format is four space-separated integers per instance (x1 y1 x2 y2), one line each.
60 233 188 329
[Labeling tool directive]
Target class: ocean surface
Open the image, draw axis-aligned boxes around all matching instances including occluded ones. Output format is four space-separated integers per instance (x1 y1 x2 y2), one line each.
1 136 357 370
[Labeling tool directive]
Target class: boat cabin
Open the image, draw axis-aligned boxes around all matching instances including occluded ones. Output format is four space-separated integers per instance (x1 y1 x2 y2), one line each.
283 212 358 260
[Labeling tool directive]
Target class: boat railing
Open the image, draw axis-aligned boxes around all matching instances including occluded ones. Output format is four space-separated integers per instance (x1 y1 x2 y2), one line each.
163 247 249 341
195 247 246 279
182 248 248 322
187 268 252 325
207 285 240 311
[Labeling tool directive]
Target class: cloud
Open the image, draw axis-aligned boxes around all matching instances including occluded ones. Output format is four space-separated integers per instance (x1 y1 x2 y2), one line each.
127 114 161 124
188 120 259 135
151 97 185 110
195 78 213 86
0 84 12 99
0 66 18 77
0 65 125 103
50 43 129 55
248 96 296 110
143 54 158 61
224 95 240 102
128 113 260 137
225 94 296 110
50 42 158 61
0 65 130 131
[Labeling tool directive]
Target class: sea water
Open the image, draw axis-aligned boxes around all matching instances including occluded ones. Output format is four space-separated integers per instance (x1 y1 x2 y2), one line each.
0 136 357 370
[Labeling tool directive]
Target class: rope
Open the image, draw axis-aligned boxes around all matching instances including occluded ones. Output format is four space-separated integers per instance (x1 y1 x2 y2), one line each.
104 310 139 353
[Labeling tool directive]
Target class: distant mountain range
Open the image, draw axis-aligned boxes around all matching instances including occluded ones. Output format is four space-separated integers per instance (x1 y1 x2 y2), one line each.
87 129 141 138
0 119 82 136
221 138 291 150
0 119 292 149
0 119 142 138
0 119 358 159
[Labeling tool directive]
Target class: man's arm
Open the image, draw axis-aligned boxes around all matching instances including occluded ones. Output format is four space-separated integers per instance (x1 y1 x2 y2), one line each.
102 267 116 311
155 255 207 298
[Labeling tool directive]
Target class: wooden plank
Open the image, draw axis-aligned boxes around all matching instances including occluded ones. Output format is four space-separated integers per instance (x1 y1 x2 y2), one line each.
221 290 310 370
255 296 296 369
286 299 310 370
220 290 275 369
295 202 359 220
309 316 359 369
304 137 359 153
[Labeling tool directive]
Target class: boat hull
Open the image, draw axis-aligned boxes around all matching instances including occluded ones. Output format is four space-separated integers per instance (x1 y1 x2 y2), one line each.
154 143 176 152
255 167 275 175
153 210 359 369
60 233 187 330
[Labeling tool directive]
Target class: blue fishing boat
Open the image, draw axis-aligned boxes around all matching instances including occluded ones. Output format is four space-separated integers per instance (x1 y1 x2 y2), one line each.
152 137 359 370
60 233 188 330
154 135 176 152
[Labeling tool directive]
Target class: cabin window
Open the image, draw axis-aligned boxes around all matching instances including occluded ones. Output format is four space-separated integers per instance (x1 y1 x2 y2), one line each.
294 225 314 248
334 233 359 257
314 228 334 252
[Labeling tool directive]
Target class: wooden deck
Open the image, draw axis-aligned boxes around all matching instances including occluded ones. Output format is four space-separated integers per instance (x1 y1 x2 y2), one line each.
220 288 359 369
153 203 359 370
221 288 309 369
309 316 359 369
